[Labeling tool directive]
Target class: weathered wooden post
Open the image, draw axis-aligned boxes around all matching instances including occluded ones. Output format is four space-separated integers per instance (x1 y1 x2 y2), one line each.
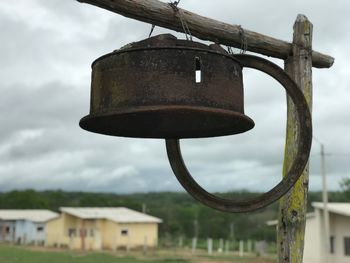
277 15 313 263
76 0 333 68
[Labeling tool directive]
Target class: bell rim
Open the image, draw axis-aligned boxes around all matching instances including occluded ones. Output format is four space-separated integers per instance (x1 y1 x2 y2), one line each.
79 105 255 139
92 47 242 69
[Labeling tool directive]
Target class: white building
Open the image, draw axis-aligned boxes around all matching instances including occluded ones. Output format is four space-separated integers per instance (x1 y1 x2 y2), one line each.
267 202 350 263
0 210 58 245
304 202 350 263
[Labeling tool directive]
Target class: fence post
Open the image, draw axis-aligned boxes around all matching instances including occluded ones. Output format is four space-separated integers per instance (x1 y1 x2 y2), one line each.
277 14 313 263
207 238 213 255
225 240 229 254
143 236 148 255
218 238 224 253
247 240 252 253
239 240 244 257
192 237 197 254
178 236 183 248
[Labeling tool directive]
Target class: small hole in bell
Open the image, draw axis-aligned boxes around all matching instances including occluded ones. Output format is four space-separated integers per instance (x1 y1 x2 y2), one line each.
195 57 201 83
196 71 201 83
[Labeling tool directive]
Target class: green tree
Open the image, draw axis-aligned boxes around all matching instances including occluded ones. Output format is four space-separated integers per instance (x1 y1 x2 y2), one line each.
340 177 350 199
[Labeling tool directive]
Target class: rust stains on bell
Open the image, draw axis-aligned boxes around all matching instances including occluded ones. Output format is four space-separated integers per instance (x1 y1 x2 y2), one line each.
80 34 254 138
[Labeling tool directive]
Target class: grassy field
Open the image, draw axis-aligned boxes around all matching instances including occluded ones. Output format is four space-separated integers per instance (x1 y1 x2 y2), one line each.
0 245 186 263
0 245 275 263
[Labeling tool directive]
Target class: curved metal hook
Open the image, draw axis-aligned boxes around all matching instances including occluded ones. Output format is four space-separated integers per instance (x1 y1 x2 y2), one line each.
166 54 312 213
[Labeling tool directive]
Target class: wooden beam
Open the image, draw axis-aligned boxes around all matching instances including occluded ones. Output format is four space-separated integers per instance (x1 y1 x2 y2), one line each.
277 14 313 263
76 0 334 68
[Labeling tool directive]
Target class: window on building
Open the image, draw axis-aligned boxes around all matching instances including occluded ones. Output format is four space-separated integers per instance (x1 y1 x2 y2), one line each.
344 237 350 256
37 227 44 232
121 229 128 236
68 228 76 237
330 236 335 254
5 227 10 234
90 229 94 237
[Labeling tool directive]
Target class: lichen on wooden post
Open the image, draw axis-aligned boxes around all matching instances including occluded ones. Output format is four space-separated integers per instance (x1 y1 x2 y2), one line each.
277 14 313 263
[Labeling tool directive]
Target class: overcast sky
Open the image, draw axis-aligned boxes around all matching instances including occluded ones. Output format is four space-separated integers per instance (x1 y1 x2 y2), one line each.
0 0 349 195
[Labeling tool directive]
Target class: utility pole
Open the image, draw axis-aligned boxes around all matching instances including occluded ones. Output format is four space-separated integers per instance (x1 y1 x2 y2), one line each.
321 143 330 263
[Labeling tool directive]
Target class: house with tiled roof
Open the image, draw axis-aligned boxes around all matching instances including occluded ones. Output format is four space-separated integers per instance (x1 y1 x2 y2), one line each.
0 210 58 245
45 207 162 251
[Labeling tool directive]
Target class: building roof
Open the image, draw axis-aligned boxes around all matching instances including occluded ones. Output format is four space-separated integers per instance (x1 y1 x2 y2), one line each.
266 203 350 226
312 202 350 217
0 210 59 223
60 207 162 224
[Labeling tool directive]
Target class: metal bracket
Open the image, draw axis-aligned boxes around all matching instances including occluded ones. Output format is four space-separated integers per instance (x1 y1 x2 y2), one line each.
166 54 312 213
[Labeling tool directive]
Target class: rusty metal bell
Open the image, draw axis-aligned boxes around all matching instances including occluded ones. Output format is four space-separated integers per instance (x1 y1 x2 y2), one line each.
79 33 313 213
80 34 254 138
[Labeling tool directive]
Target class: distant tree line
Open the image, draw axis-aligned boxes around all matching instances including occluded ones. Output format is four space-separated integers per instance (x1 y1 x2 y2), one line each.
0 184 349 242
